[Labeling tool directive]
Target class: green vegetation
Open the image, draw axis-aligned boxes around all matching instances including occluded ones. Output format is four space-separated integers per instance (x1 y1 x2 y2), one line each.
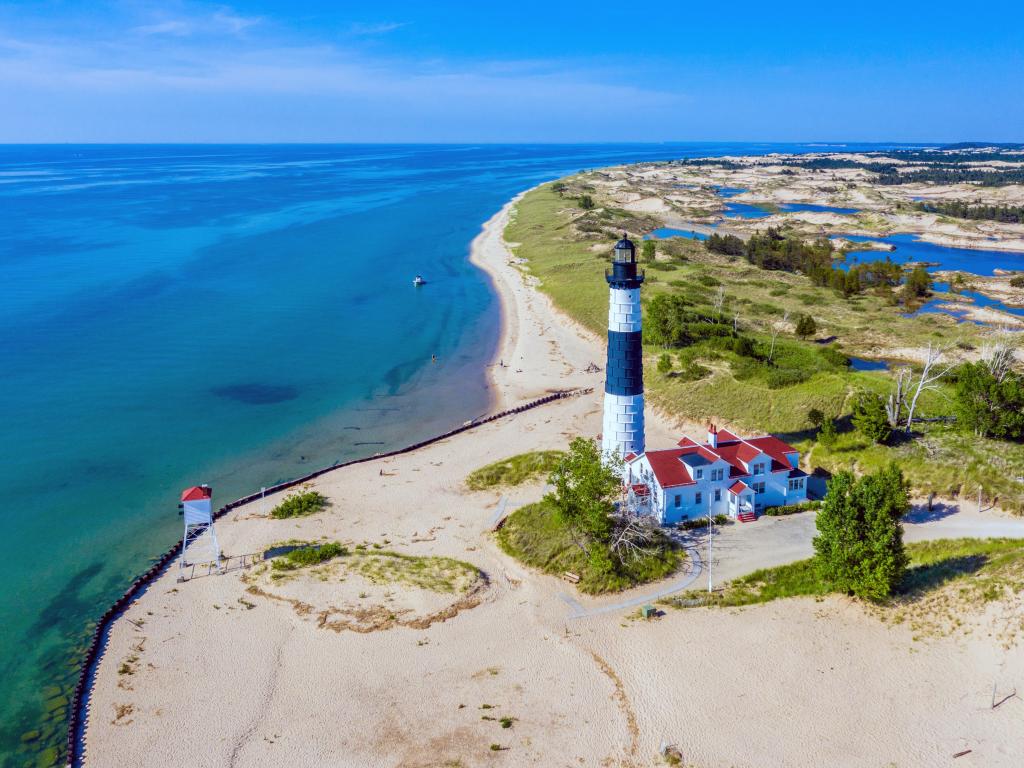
914 200 1024 223
271 542 347 571
795 314 817 340
814 464 909 600
763 501 821 516
498 499 681 594
665 537 1024 617
348 551 480 593
465 450 565 490
269 489 329 519
954 361 1024 439
497 438 681 594
506 177 1024 510
851 390 891 444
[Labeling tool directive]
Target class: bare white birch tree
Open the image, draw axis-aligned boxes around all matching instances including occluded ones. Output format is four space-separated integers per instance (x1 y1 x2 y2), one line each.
886 367 911 428
904 341 956 433
981 332 1017 383
713 286 726 318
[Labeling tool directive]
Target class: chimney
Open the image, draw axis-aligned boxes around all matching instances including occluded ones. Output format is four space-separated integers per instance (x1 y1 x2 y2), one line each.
707 423 718 449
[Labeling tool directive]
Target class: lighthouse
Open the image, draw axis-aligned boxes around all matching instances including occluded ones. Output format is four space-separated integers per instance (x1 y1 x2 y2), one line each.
601 233 645 459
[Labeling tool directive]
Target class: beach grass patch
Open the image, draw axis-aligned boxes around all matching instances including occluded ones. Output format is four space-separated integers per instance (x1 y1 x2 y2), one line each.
271 541 347 571
497 499 682 594
269 489 329 519
465 450 565 490
347 551 481 594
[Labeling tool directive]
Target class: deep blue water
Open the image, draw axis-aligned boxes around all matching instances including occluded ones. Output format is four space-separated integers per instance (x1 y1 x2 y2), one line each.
780 202 860 215
724 201 774 219
835 233 1024 320
713 186 746 197
645 227 709 241
0 141 919 764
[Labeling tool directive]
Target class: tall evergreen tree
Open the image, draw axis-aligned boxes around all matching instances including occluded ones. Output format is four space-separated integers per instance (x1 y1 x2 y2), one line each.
813 463 909 600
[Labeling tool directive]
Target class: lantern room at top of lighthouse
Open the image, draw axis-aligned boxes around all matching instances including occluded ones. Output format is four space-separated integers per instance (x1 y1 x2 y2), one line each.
607 233 645 288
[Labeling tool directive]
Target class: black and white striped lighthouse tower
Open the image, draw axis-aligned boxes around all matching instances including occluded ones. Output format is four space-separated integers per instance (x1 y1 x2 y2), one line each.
601 233 645 459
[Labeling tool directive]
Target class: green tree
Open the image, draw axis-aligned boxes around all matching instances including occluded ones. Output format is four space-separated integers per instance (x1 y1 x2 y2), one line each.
795 314 817 340
903 266 931 299
641 239 656 263
852 390 891 444
578 194 595 210
954 362 1024 438
807 408 825 428
657 352 673 375
813 463 909 600
546 438 620 572
818 416 838 448
551 181 567 196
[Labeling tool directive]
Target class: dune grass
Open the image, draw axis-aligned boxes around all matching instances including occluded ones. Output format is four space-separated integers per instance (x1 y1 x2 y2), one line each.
269 489 329 519
271 541 347 571
663 538 1024 610
347 551 481 594
496 500 682 594
465 451 565 490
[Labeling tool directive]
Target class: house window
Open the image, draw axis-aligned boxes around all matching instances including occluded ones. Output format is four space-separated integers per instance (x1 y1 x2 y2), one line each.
695 469 703 480
752 481 765 494
695 492 702 505
752 462 764 475
711 468 724 482
788 478 805 491
715 489 721 502
674 494 681 508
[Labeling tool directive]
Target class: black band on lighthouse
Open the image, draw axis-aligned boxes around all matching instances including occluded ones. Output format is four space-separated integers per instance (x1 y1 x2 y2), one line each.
605 330 644 396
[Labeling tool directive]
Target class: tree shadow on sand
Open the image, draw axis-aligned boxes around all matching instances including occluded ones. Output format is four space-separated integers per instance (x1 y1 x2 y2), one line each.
898 554 989 600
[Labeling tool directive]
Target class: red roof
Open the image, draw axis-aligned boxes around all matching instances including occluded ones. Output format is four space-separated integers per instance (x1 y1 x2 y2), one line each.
729 481 749 495
746 436 798 466
181 485 212 502
644 449 696 488
629 430 800 490
623 452 637 462
630 483 650 497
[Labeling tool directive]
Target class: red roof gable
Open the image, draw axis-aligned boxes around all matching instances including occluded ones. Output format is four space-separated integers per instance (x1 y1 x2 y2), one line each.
644 449 695 488
630 483 650 497
729 481 749 494
746 435 798 465
181 485 212 502
623 452 637 462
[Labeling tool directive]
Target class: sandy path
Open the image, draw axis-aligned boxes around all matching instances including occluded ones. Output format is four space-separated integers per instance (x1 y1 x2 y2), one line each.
82 196 1024 768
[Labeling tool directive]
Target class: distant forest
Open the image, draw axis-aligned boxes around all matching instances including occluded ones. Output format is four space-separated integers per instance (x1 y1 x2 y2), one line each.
679 147 1024 186
913 200 1024 223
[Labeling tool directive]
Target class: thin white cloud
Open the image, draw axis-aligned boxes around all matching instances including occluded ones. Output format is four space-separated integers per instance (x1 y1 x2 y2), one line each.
130 5 261 38
349 21 407 36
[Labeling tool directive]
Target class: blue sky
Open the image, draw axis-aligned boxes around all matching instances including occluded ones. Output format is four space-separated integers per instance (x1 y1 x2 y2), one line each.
1 0 1022 143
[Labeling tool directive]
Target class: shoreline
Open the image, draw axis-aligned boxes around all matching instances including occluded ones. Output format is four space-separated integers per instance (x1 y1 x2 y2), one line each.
77 185 1024 768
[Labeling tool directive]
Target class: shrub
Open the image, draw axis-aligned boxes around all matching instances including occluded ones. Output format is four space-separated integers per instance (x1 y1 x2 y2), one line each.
819 417 838 447
1010 274 1024 288
851 390 891 444
578 194 595 210
763 501 821 516
271 542 347 571
270 489 329 519
795 314 817 340
657 353 673 375
641 239 656 262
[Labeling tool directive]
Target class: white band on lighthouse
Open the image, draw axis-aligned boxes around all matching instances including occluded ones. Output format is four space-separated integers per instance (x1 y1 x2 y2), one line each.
607 287 642 333
602 392 645 457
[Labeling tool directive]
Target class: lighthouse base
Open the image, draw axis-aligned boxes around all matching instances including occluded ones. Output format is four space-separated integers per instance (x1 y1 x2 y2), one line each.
601 392 645 459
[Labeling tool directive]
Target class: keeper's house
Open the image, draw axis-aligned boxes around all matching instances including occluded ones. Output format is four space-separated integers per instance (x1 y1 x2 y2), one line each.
624 425 808 524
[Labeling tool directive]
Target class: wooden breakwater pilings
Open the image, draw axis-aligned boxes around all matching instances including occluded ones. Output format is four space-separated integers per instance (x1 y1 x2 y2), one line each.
63 387 591 767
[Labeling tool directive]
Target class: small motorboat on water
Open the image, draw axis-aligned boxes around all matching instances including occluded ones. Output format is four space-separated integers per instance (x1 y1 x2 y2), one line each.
413 275 427 286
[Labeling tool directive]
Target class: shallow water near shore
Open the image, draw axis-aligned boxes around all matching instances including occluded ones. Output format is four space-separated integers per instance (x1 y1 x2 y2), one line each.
0 142 909 764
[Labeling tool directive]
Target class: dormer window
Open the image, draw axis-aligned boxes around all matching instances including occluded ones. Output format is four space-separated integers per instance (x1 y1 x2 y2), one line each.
752 462 765 475
695 469 703 480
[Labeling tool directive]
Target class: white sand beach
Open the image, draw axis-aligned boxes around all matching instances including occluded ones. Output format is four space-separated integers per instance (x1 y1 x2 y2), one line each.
82 196 1024 768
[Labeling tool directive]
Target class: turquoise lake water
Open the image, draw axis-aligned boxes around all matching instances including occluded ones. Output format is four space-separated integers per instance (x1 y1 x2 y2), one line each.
0 142 912 764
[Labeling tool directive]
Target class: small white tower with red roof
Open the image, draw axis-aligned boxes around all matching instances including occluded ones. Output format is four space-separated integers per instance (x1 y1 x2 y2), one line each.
178 484 221 578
